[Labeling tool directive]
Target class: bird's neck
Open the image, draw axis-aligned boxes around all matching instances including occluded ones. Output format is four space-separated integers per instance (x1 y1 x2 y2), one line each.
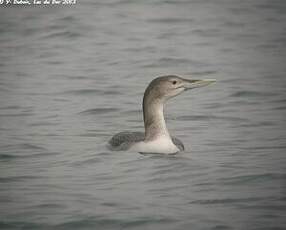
143 96 170 141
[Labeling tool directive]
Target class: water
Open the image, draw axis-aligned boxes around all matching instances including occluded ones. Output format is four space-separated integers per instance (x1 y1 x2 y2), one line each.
0 0 286 229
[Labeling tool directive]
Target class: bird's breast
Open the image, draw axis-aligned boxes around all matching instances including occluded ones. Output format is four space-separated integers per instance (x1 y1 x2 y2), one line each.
130 135 179 154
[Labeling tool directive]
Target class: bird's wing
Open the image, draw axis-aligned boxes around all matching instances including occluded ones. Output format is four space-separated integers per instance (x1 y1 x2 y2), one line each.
171 136 185 151
108 131 145 150
108 131 184 152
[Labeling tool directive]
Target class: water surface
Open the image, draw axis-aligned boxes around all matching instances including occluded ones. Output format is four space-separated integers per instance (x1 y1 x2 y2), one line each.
0 1 286 229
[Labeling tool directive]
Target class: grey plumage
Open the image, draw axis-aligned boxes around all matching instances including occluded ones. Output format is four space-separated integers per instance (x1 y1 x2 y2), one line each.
108 131 184 151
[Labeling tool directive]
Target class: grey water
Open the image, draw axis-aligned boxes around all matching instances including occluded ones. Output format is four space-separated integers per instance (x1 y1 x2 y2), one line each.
0 0 286 229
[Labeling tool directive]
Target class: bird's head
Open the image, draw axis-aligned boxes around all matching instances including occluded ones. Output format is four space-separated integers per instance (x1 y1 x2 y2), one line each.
144 75 216 102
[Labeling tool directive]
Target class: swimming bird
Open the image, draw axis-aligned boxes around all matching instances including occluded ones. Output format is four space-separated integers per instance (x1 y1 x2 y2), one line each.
108 75 216 154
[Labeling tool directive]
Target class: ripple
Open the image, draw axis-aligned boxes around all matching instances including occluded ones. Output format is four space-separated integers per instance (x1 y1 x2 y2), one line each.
63 89 121 96
142 57 202 68
0 175 41 183
159 57 191 64
59 15 77 22
219 173 286 185
189 196 271 205
29 122 61 127
273 105 286 110
1 143 46 151
123 46 156 53
79 108 119 115
100 202 118 207
239 121 276 128
0 154 17 160
244 203 286 212
0 221 45 230
239 145 286 151
147 17 194 24
33 203 66 209
223 21 245 28
230 90 277 98
55 216 177 229
190 70 218 76
72 157 102 167
0 112 34 117
175 114 249 122
0 144 58 159
63 89 102 95
192 28 221 37
43 30 81 39
77 132 100 137
0 105 30 110
211 225 231 230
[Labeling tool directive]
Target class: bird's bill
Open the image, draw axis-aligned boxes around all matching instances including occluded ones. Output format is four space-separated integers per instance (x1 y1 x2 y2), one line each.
183 78 216 90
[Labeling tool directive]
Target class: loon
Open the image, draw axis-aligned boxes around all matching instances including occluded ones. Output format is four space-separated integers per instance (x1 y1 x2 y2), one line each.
108 75 216 154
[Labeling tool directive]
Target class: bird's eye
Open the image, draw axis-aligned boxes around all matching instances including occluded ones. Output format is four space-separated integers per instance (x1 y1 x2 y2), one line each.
172 80 177 85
